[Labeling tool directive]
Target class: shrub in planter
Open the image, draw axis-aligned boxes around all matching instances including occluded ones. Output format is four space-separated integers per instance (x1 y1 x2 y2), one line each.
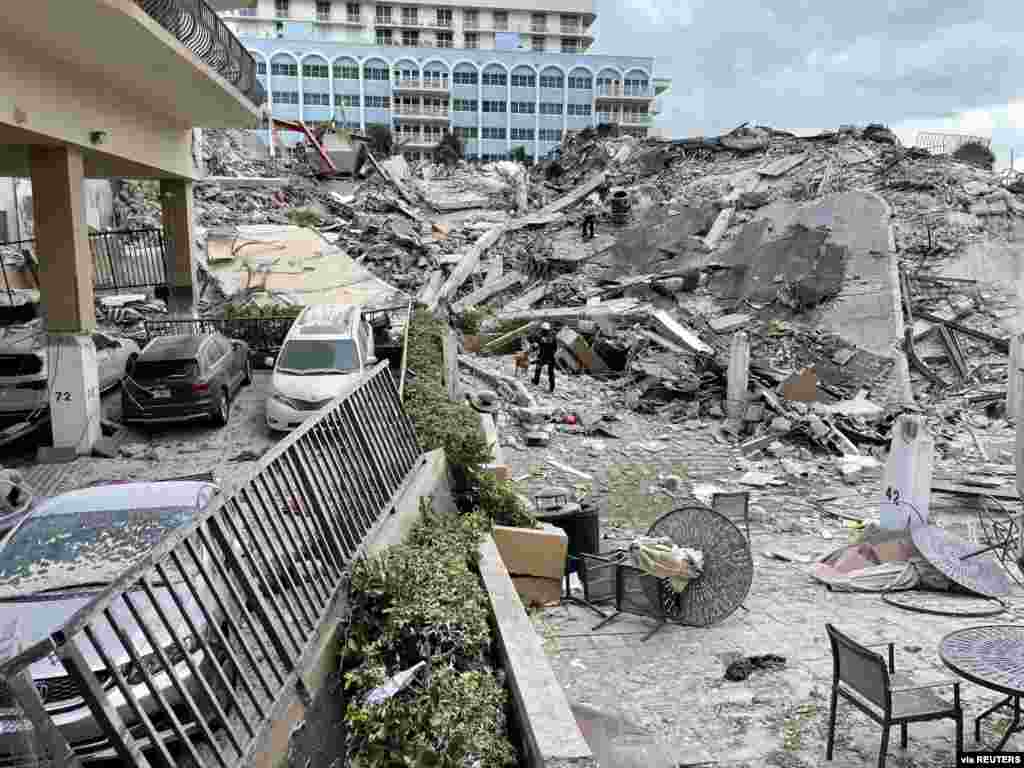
403 308 536 528
343 504 517 767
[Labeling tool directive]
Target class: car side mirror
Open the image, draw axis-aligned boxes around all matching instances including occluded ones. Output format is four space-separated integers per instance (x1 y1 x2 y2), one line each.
264 356 276 368
366 356 378 366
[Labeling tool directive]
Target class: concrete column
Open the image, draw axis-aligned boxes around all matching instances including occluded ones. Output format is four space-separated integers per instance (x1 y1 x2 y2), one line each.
725 331 749 420
880 414 933 529
159 179 196 315
28 145 101 454
1009 333 1024 421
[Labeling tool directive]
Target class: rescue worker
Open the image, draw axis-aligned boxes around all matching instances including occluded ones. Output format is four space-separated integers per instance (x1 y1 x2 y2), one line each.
581 193 601 240
531 321 558 393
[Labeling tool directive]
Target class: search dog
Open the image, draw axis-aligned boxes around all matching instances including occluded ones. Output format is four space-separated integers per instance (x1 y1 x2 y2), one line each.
513 349 531 378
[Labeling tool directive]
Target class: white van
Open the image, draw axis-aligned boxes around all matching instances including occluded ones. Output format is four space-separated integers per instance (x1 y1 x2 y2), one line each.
265 304 377 432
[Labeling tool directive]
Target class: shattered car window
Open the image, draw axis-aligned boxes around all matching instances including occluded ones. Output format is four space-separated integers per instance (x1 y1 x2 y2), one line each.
278 339 358 372
0 507 195 597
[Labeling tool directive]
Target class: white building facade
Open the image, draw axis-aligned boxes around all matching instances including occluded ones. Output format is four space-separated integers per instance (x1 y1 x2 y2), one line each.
222 0 671 160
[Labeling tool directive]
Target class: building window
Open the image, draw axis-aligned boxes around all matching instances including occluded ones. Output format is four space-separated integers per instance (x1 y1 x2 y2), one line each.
454 126 478 139
511 101 535 114
272 90 299 105
402 30 419 46
401 7 417 24
511 128 534 141
303 92 330 106
256 62 267 75
394 68 416 83
316 1 331 21
423 70 448 87
624 78 649 96
335 94 360 107
539 102 562 115
482 100 506 113
365 95 391 108
376 30 392 45
567 103 592 116
302 63 329 78
452 99 478 111
271 62 298 77
493 11 508 31
560 14 580 33
539 128 562 141
540 74 563 89
376 5 392 24
454 70 478 85
464 10 478 29
346 3 360 22
436 9 452 27
568 75 592 89
511 73 536 88
561 39 580 53
274 0 289 18
436 32 453 47
464 32 479 48
482 127 506 139
334 63 360 79
482 71 507 86
531 36 545 51
364 66 389 80
531 13 546 32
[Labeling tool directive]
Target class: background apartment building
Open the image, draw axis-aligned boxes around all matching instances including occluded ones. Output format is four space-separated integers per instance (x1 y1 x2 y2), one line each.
222 0 670 160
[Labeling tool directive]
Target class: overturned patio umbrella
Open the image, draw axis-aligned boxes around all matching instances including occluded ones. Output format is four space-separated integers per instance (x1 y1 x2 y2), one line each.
911 524 1011 598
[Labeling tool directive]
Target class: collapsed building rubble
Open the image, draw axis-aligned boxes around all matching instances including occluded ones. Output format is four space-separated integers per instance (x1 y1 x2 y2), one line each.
104 121 1024 472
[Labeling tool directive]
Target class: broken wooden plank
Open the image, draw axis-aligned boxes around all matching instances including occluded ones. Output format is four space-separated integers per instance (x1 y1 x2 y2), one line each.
497 299 649 325
452 271 524 314
498 283 550 317
931 481 1018 501
703 207 734 250
546 458 593 481
647 308 714 355
757 153 809 178
417 270 444 309
538 172 608 215
638 328 687 356
914 311 1010 352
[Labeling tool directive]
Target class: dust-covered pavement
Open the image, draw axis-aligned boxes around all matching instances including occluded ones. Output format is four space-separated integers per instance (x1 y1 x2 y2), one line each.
459 357 1024 767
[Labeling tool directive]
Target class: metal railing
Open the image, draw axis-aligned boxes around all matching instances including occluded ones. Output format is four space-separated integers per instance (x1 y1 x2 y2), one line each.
915 131 992 155
596 84 652 98
393 79 449 91
134 0 266 108
0 363 421 768
2 229 168 295
392 105 450 117
144 316 295 354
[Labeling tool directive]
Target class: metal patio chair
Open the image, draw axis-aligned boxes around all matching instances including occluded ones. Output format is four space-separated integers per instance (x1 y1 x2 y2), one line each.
825 624 963 768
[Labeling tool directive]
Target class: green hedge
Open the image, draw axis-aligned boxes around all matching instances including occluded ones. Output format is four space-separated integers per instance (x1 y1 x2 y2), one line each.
342 504 517 767
403 308 535 528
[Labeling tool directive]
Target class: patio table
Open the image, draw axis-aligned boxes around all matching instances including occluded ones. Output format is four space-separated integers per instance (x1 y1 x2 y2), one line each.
939 625 1024 751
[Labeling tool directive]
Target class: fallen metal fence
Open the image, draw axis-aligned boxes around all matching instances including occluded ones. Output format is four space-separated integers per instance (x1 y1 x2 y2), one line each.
0 363 421 767
145 317 295 355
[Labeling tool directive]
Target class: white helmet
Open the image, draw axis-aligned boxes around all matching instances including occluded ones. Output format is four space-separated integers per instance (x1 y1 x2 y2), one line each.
541 322 552 331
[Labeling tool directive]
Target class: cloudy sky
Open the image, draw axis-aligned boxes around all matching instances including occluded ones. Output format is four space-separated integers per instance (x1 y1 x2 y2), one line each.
590 0 1024 169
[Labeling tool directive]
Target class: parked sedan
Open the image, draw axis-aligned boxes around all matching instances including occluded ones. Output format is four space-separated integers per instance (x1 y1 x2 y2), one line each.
0 327 139 415
121 333 251 427
0 481 231 764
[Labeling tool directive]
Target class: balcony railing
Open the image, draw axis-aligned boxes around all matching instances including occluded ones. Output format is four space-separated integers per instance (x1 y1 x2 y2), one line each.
395 133 442 147
596 84 653 98
393 105 450 117
597 112 652 125
393 79 450 91
530 22 547 32
135 0 265 108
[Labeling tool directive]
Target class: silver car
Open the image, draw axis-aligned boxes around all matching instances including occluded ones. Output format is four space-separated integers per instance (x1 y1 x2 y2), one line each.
0 327 140 416
0 481 231 764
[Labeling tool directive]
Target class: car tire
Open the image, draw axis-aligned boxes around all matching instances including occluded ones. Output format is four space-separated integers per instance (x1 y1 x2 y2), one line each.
211 389 230 427
241 358 252 386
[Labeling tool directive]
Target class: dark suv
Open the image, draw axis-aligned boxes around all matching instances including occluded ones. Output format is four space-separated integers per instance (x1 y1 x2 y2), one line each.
121 333 251 426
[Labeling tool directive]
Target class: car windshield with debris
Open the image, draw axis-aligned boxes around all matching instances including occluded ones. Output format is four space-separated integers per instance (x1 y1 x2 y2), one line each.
277 339 358 374
0 506 195 598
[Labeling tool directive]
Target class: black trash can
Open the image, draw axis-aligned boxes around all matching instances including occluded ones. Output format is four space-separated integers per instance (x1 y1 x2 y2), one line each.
536 499 600 576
